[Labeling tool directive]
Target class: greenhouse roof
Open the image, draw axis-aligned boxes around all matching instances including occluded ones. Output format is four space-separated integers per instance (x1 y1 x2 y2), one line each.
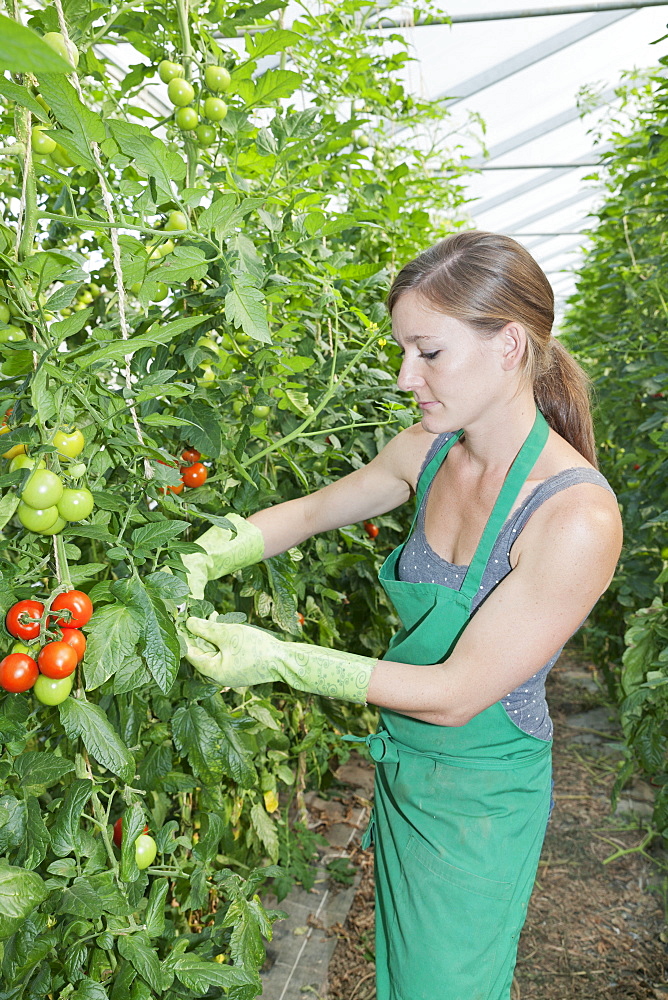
372 1 668 324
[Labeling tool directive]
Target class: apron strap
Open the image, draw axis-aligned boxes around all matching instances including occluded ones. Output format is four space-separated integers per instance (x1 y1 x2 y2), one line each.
460 408 549 600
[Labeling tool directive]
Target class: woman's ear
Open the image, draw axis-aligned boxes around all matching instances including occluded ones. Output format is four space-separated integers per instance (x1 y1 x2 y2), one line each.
500 322 527 372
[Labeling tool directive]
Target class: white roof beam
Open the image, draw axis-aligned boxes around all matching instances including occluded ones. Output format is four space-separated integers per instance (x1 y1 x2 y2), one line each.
377 2 668 27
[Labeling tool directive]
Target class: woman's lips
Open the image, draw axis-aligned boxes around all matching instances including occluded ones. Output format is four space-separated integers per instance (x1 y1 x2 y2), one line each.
417 401 440 409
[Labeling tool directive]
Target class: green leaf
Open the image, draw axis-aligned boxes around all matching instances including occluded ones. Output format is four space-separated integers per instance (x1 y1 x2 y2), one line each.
14 751 75 790
250 801 279 863
152 246 208 283
70 980 108 1000
58 701 135 782
0 865 48 940
58 877 104 919
111 576 180 694
38 75 106 163
202 695 257 788
14 797 49 871
144 571 190 602
198 194 244 240
131 519 190 553
117 931 167 993
251 69 303 106
172 955 257 992
113 656 151 695
225 280 271 344
30 364 57 425
49 779 93 857
84 602 141 690
0 494 19 532
108 121 186 195
144 878 168 938
178 400 223 458
119 802 146 884
172 705 226 785
72 315 210 368
192 813 225 865
0 16 72 73
0 78 50 123
245 27 301 60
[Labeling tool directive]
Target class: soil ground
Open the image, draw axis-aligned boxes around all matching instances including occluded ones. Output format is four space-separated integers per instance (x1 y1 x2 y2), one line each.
320 649 668 1000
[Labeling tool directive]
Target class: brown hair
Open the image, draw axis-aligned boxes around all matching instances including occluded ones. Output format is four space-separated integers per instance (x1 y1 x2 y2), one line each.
387 230 597 466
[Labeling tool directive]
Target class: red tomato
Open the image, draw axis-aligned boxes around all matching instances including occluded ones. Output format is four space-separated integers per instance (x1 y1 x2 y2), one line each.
297 612 305 626
60 628 86 662
181 447 200 464
38 641 77 679
363 521 379 539
113 816 149 849
50 591 93 629
159 479 184 495
181 462 207 488
6 600 44 640
0 652 38 692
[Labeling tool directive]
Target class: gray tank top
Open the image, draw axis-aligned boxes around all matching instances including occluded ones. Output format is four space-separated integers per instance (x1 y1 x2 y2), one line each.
397 432 616 740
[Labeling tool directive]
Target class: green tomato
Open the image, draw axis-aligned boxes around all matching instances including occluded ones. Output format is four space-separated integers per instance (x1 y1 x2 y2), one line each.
175 106 198 131
232 399 244 416
67 462 87 478
197 364 216 385
53 429 85 459
0 326 26 344
204 65 231 92
11 642 33 655
149 239 175 260
10 454 45 472
76 289 93 305
158 59 184 83
167 78 195 107
31 126 56 155
18 502 59 532
203 97 227 122
0 304 9 324
57 487 94 521
166 211 188 231
52 144 76 169
21 469 64 510
196 124 216 147
252 404 270 419
42 32 79 69
37 515 67 536
661 546 668 559
151 282 169 303
135 834 157 869
34 673 73 706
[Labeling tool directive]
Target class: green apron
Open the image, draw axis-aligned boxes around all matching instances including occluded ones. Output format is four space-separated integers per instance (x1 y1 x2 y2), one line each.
344 408 553 1000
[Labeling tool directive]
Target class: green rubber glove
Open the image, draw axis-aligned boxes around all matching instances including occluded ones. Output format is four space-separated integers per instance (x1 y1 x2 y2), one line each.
184 618 376 704
182 515 264 599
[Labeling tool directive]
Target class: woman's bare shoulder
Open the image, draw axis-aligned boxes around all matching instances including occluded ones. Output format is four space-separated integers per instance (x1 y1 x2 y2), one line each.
381 421 446 494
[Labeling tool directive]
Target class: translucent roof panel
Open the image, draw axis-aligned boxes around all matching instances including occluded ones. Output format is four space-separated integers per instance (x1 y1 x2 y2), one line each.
374 2 668 325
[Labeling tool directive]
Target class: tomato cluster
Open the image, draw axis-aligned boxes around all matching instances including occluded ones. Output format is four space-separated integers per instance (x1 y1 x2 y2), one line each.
160 447 209 495
160 57 230 145
4 423 94 535
0 590 93 701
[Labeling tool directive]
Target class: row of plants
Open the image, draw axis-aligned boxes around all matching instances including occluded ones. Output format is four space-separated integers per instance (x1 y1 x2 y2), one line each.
0 0 477 994
562 54 668 844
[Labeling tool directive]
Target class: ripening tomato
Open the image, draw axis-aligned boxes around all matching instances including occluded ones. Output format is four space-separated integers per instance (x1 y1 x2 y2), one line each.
6 600 44 640
21 469 63 510
252 405 270 419
0 653 38 693
18 502 60 533
204 65 231 92
159 479 184 495
167 78 195 107
181 462 207 488
112 816 149 848
363 521 379 539
57 487 94 521
297 612 305 627
50 590 93 629
181 447 200 464
135 834 157 869
203 97 227 122
0 425 25 460
33 673 73 705
52 428 85 459
60 628 86 662
0 326 26 344
38 641 77 679
37 516 67 536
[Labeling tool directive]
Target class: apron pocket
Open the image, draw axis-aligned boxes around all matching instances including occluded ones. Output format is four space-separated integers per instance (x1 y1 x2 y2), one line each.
388 834 514 1000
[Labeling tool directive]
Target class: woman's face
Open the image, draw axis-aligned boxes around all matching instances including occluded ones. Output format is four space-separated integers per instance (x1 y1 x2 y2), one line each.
391 290 512 433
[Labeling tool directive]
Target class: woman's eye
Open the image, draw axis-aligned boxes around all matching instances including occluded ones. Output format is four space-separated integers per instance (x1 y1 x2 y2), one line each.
420 351 440 361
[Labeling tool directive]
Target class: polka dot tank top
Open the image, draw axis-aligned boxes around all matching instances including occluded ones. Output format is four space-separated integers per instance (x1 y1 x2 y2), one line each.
397 432 616 740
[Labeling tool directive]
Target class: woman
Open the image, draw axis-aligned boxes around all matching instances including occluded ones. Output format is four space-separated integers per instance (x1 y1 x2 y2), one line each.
183 231 623 1000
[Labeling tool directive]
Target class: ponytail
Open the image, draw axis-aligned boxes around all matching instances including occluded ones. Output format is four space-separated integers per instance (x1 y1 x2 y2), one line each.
534 338 597 468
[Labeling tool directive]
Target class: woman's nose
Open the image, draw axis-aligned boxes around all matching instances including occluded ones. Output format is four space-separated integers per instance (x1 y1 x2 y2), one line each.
397 357 424 393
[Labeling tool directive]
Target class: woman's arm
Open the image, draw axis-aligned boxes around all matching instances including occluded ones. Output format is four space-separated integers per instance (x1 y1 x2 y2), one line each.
366 483 623 726
248 422 433 558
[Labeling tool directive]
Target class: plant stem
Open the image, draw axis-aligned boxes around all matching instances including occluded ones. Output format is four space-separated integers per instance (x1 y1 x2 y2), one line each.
176 0 198 191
